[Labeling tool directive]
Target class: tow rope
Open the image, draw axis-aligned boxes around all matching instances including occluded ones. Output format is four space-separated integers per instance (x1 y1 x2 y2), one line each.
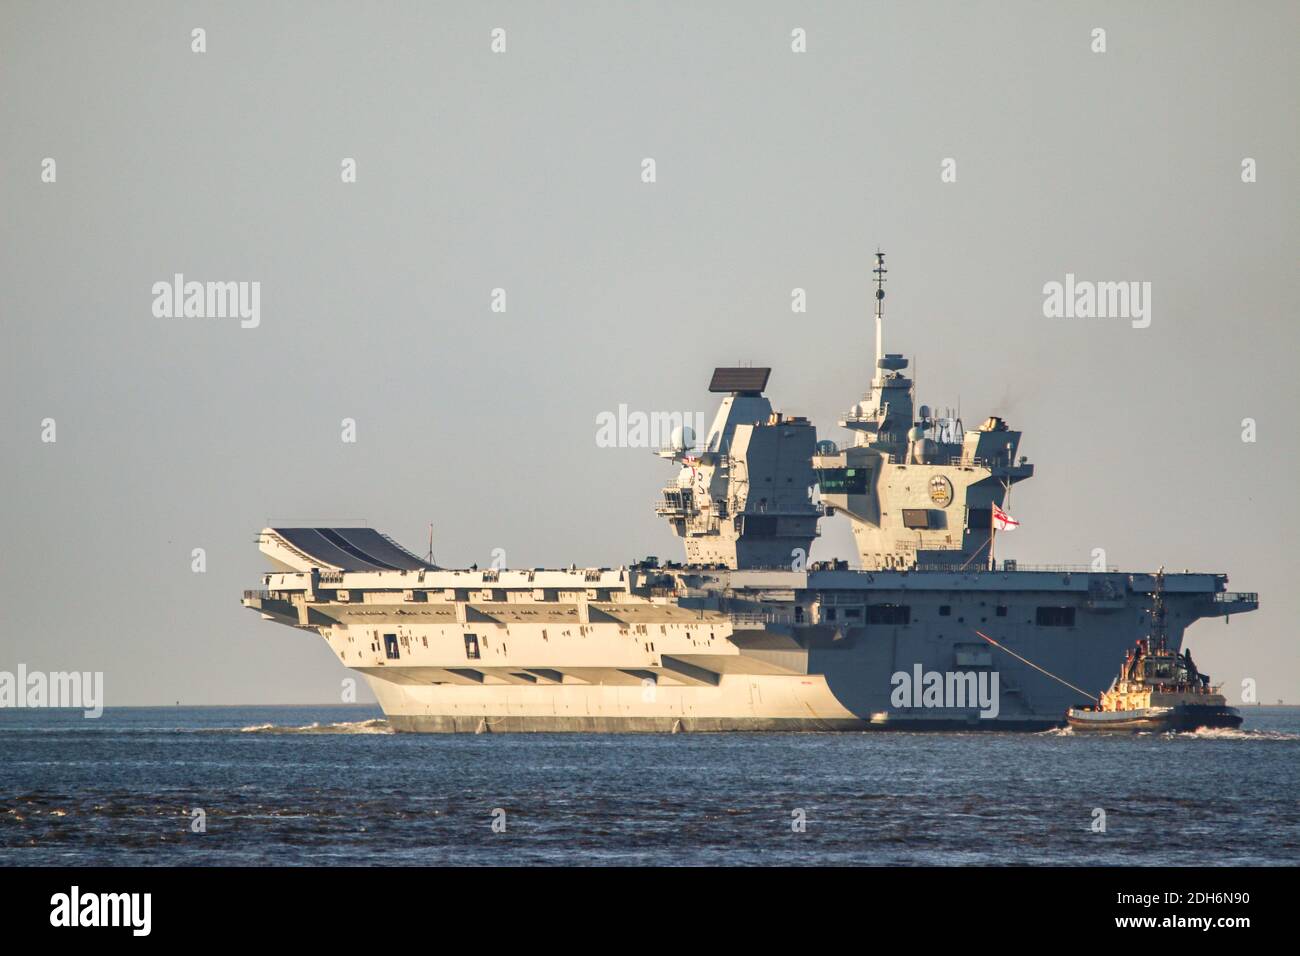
973 629 1097 702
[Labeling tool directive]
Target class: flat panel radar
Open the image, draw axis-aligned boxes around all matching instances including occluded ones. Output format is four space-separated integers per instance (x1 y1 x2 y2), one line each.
708 367 771 395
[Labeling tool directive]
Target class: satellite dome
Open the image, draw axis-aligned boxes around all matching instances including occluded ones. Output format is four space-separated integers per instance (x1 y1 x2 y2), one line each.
907 425 926 442
915 438 940 464
675 467 695 488
816 440 839 455
669 424 695 452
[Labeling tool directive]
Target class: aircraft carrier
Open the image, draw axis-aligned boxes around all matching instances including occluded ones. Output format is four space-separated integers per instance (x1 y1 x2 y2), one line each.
241 254 1258 731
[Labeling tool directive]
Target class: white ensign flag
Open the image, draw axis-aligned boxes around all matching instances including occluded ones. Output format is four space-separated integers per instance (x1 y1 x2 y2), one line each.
992 503 1020 531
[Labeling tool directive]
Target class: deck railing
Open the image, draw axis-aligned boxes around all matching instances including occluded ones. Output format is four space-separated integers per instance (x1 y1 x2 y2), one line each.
1214 591 1259 604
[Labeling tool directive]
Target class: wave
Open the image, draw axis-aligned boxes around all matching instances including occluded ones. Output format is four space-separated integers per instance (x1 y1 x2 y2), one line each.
1034 725 1299 740
1172 727 1300 741
236 718 393 735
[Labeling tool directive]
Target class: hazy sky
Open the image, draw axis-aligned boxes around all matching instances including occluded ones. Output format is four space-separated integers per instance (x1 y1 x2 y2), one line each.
2 2 1296 705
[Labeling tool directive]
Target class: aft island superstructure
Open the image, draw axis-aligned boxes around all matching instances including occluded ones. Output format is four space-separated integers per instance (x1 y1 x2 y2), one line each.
242 254 1257 732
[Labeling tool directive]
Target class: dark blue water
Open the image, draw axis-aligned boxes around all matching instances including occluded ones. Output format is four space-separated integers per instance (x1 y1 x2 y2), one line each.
2 706 1298 865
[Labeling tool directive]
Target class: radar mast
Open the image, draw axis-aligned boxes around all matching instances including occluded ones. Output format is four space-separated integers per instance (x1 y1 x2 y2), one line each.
872 249 887 376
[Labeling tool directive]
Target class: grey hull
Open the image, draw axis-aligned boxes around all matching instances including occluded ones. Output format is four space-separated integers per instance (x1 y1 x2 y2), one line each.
246 540 1258 734
387 714 1060 733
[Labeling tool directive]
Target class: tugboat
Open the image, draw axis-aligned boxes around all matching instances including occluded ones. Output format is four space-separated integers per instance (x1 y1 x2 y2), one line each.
1067 570 1243 733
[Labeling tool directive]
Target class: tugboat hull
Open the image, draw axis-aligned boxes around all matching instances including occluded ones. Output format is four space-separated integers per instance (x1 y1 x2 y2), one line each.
1066 704 1242 733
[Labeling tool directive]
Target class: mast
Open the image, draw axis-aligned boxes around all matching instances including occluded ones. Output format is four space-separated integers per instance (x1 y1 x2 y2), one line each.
1151 566 1167 652
872 249 887 376
996 476 1010 571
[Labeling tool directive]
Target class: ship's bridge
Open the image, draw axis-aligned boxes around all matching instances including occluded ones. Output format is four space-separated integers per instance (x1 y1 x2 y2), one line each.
258 527 438 573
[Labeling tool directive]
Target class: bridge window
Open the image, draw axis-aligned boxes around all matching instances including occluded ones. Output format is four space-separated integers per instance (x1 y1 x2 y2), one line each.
817 468 868 494
1036 607 1076 627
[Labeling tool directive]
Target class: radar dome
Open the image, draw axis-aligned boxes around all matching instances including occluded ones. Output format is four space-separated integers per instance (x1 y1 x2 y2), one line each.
816 440 839 455
918 405 931 421
669 424 695 452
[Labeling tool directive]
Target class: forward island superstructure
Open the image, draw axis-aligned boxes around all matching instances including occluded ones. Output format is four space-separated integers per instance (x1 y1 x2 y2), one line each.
242 255 1257 731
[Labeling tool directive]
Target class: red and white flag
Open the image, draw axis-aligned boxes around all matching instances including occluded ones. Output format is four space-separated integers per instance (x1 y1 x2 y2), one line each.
992 503 1020 531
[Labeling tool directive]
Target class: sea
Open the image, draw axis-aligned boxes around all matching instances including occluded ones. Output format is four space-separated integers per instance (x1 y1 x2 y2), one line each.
2 706 1297 866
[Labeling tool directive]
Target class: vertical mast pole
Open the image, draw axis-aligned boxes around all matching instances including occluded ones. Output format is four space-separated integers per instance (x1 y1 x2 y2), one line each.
872 249 887 377
989 511 996 571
